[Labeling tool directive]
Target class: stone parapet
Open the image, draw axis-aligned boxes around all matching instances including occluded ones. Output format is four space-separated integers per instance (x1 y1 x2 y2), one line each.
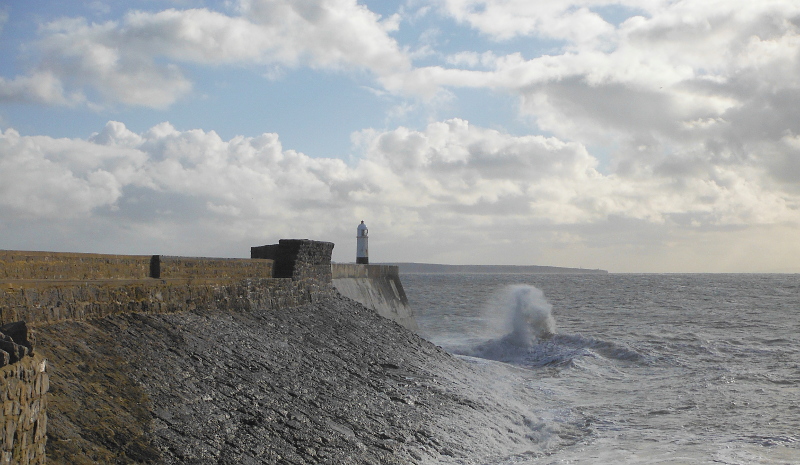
0 251 150 281
0 251 277 283
156 256 274 280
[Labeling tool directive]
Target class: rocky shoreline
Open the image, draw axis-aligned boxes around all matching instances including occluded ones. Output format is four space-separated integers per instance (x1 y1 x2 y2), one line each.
36 294 549 464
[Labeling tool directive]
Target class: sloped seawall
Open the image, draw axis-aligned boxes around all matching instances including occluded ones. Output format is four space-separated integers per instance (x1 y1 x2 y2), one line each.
331 264 418 331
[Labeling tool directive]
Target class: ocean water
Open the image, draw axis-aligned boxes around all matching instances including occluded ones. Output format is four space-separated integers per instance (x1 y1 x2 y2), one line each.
402 273 800 464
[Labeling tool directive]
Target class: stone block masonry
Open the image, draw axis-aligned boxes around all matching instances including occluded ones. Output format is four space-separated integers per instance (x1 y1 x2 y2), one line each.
156 256 274 280
0 322 34 368
0 320 44 463
0 278 313 328
252 239 334 283
0 251 150 281
0 243 331 327
0 251 275 282
0 355 47 465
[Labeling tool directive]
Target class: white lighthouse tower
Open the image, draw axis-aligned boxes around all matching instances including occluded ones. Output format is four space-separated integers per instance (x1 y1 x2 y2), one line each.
356 221 369 264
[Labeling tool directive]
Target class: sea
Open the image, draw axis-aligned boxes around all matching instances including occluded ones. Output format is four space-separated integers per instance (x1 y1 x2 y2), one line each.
401 273 800 464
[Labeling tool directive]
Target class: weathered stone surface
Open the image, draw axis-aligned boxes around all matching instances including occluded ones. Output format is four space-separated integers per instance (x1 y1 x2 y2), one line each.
0 278 316 328
332 264 417 331
36 295 544 464
156 257 274 280
265 239 334 282
0 250 276 282
0 338 24 365
0 251 151 281
0 322 33 357
0 355 47 465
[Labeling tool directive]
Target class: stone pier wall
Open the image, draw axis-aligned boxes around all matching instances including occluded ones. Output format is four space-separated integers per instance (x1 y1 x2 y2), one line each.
0 251 150 281
0 240 343 463
0 243 339 328
0 239 416 463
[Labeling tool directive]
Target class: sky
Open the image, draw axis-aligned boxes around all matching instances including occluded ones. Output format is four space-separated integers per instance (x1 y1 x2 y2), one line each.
1 0 800 272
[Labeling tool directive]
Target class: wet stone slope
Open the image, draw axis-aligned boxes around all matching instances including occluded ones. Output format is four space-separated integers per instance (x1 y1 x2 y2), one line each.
36 294 543 464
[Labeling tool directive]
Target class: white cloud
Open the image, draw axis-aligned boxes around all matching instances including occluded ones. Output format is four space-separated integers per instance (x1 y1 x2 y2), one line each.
0 121 358 221
1 0 410 108
417 2 795 122
236 0 411 77
410 1 800 202
2 118 797 228
445 51 499 69
354 119 605 222
439 0 623 43
3 0 800 270
0 128 131 217
0 72 79 105
2 118 799 268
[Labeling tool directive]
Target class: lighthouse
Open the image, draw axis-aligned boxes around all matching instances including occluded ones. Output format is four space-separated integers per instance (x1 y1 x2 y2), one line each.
356 221 369 264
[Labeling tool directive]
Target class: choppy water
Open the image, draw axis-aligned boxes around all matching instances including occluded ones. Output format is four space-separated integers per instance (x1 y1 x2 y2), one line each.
402 273 800 464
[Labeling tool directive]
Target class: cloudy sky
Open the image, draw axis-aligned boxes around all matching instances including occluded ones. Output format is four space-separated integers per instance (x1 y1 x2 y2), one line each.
1 0 799 272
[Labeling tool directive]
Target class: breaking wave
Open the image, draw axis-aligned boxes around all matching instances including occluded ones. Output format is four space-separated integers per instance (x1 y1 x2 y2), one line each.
456 284 643 368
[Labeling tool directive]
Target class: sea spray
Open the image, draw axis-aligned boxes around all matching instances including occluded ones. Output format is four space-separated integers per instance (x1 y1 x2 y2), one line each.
451 284 642 368
463 285 559 364
504 285 556 345
488 284 556 347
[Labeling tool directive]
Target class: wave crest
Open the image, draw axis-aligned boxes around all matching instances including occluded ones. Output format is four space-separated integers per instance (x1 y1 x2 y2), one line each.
490 284 556 347
457 284 643 368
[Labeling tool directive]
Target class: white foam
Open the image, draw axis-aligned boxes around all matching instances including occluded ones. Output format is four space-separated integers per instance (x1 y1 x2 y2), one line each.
484 285 556 346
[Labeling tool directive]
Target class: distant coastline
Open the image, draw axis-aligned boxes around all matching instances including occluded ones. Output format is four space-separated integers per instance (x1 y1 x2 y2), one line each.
381 262 609 274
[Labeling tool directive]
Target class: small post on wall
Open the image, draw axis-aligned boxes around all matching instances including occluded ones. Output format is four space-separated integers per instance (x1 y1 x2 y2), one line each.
356 221 369 264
